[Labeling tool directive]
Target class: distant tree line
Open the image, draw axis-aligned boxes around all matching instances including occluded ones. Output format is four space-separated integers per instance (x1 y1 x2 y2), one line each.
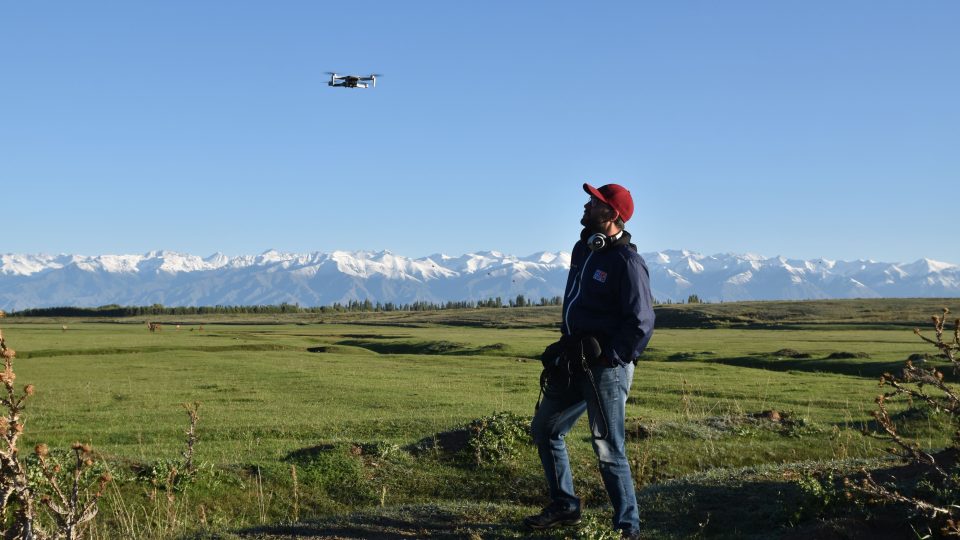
654 294 709 305
8 295 564 318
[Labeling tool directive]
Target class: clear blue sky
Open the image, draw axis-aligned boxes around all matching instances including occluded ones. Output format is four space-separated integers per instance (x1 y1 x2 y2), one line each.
2 2 957 262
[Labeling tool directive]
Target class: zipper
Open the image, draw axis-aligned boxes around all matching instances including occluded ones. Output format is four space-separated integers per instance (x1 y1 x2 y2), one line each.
563 251 594 335
565 267 579 298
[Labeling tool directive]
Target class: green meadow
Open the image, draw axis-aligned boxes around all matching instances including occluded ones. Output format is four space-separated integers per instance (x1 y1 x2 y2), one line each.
2 299 956 538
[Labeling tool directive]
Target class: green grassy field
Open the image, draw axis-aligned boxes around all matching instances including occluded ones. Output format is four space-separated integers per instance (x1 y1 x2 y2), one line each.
1 300 956 538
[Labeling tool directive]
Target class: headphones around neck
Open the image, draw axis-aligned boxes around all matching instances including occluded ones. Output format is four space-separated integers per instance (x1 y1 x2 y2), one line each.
587 230 624 252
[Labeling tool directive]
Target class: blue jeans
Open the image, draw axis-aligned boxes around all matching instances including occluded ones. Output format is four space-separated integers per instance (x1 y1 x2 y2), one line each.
531 361 639 534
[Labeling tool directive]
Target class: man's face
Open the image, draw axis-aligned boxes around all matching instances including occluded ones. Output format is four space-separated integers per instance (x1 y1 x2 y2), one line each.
581 196 617 230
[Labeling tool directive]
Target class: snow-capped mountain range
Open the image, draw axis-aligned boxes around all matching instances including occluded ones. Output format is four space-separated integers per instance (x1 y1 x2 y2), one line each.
0 249 958 311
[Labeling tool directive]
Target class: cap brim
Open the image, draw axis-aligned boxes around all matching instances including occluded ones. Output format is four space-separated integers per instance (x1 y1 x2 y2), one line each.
583 183 609 205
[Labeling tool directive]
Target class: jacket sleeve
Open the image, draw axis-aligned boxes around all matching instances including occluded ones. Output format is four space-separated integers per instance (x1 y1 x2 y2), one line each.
560 241 585 338
608 255 655 365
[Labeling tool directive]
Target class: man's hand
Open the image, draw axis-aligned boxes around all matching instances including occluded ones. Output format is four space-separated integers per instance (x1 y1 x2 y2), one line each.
581 336 610 366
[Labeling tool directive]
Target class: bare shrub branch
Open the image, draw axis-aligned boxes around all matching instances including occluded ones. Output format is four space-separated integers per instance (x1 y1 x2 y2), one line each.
181 402 200 475
845 470 951 518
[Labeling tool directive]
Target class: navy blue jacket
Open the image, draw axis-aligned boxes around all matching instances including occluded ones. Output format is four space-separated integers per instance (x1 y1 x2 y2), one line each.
561 230 655 365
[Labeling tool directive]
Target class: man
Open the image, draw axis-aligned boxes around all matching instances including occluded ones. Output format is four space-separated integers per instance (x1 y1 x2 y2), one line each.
526 183 655 539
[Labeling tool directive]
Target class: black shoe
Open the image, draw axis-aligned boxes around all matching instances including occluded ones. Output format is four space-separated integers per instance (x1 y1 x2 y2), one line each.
620 531 641 540
523 503 582 529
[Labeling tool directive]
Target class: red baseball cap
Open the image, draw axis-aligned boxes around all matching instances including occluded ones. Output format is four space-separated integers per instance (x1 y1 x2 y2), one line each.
583 183 634 222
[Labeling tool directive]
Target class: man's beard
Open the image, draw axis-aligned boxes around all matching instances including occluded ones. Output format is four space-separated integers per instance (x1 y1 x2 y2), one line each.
581 214 606 233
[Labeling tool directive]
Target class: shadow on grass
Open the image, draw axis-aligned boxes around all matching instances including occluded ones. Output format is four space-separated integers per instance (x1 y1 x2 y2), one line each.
701 355 913 378
237 503 537 539
638 465 910 539
639 476 800 538
283 444 338 462
234 466 911 539
855 402 955 438
337 339 515 357
338 333 413 340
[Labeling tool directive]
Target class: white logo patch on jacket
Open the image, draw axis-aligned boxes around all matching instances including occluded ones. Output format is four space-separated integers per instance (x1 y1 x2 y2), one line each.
592 269 608 283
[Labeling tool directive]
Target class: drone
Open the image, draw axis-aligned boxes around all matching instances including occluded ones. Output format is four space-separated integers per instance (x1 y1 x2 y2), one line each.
326 72 379 89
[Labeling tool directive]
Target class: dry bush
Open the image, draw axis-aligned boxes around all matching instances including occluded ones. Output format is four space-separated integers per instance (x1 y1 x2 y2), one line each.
847 308 960 536
0 327 109 539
